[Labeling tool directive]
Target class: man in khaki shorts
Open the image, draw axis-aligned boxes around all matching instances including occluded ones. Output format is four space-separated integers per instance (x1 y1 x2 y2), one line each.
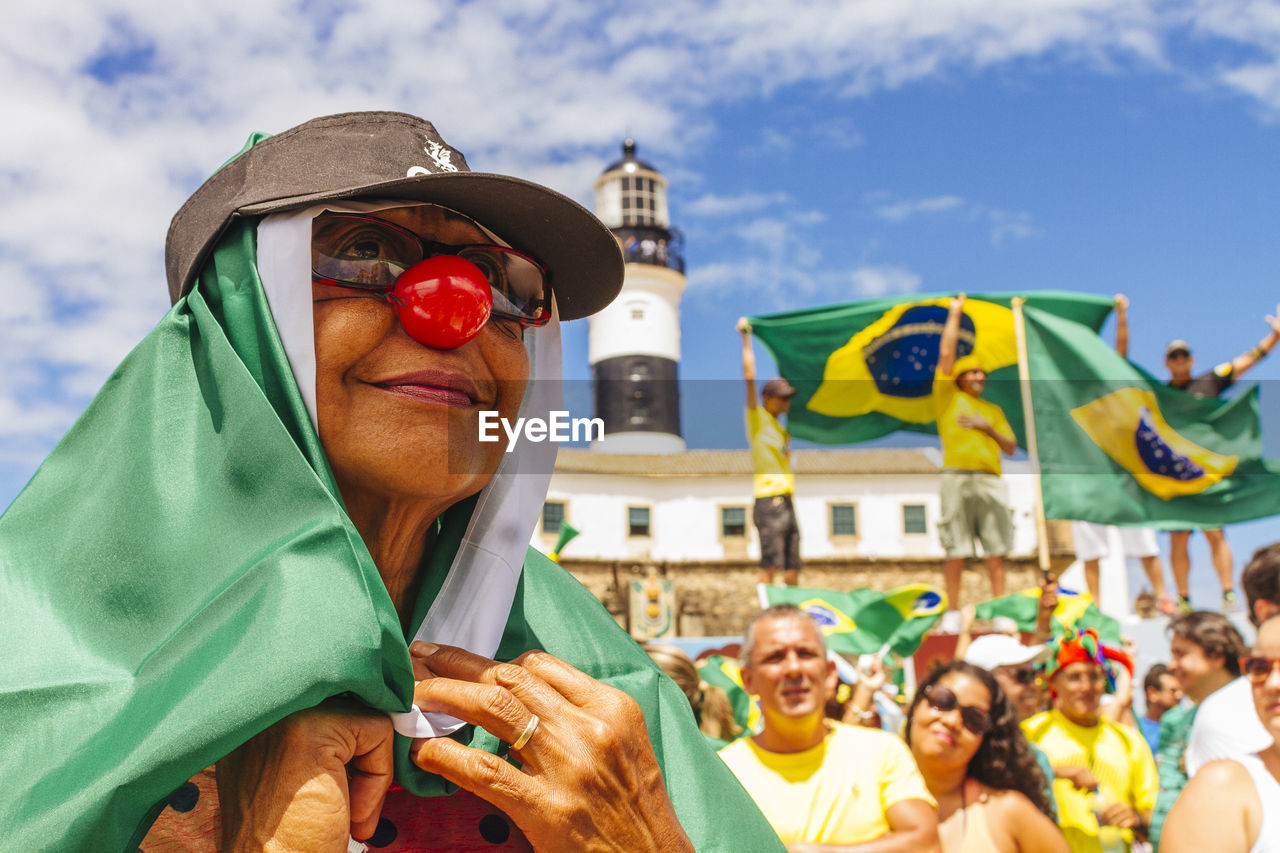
935 294 1018 633
739 318 801 586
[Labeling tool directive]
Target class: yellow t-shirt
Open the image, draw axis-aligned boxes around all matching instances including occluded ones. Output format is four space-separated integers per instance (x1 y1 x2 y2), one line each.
1022 710 1158 853
746 406 794 498
933 371 1014 475
718 722 935 845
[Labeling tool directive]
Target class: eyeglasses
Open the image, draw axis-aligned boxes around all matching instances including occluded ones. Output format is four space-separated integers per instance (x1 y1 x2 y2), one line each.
1006 667 1037 685
311 212 551 328
923 684 992 736
1240 656 1280 684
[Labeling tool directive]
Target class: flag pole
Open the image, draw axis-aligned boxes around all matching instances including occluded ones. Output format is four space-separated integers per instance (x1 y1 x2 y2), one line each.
1012 297 1051 577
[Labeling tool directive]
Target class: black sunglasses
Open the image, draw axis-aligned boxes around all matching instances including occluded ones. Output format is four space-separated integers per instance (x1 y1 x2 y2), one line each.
923 684 993 736
1009 667 1037 685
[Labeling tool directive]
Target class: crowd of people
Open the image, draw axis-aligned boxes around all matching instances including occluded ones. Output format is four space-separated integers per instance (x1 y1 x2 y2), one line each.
685 544 1280 852
723 281 1280 851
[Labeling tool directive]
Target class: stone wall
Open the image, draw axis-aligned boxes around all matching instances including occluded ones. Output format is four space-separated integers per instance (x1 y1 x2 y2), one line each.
558 554 1074 639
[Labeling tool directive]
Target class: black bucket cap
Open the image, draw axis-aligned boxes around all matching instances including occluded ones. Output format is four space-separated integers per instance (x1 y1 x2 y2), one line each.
165 111 624 321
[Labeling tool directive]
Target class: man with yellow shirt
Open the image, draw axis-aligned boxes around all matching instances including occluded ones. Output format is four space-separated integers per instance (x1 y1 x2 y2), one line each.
1022 629 1157 853
935 294 1018 631
719 605 940 851
739 318 802 586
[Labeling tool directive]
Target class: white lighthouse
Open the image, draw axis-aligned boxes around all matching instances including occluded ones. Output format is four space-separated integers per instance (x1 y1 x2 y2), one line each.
588 140 687 453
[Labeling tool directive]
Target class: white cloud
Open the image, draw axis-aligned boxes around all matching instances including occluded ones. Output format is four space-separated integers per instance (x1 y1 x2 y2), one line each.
850 265 924 297
3 0 1280 502
875 195 966 222
871 193 1041 244
987 208 1043 245
685 191 793 217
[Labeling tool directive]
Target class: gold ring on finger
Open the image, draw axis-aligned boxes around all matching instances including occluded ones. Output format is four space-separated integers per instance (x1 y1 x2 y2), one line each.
511 714 539 751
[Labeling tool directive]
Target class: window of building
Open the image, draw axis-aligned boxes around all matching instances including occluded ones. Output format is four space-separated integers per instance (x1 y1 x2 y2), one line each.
621 175 660 227
721 506 747 538
830 503 857 537
902 504 928 535
541 501 564 535
628 506 652 538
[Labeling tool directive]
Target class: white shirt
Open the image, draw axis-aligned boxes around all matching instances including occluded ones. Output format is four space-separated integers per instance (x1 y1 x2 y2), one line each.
1186 677 1273 777
1236 754 1280 853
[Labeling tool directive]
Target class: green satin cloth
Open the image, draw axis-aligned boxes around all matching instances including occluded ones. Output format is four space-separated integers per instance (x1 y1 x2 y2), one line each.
0 220 782 851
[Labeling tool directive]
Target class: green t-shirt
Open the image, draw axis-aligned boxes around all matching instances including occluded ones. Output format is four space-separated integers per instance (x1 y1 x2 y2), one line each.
1148 703 1197 850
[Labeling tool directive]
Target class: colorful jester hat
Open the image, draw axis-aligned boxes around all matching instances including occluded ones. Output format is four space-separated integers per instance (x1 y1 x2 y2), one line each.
1039 627 1134 692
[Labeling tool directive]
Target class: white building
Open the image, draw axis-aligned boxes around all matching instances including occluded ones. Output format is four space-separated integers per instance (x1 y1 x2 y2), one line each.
531 449 1133 622
534 448 1041 562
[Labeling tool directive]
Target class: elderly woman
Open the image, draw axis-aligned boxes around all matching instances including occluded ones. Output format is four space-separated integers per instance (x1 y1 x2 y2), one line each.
906 661 1066 853
0 113 780 852
1162 614 1280 853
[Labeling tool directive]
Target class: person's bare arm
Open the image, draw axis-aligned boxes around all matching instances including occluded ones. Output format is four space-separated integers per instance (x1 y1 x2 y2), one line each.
843 656 888 727
1028 573 1057 644
1100 662 1134 726
997 791 1071 853
784 799 940 853
953 605 977 661
216 698 396 852
1053 765 1097 792
738 317 758 410
1096 799 1152 842
1114 293 1130 359
956 411 1018 455
935 294 966 378
1230 302 1280 380
1162 759 1257 853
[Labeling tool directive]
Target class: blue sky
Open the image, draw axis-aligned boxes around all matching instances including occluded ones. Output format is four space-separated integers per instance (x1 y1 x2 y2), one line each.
3 0 1280 606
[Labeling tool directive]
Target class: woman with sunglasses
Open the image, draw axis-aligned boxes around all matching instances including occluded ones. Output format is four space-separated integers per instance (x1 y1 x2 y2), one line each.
1161 614 1280 852
0 113 779 852
906 662 1067 853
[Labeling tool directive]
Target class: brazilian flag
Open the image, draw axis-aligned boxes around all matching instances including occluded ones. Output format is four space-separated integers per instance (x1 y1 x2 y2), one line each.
1022 306 1280 528
695 654 760 736
748 291 1114 445
974 585 1121 644
758 582 947 657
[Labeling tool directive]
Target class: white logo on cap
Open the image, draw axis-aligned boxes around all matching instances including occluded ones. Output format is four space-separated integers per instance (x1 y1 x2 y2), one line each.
406 137 460 177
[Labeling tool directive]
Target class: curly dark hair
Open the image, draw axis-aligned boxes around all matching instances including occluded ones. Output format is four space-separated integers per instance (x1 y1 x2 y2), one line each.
906 661 1055 820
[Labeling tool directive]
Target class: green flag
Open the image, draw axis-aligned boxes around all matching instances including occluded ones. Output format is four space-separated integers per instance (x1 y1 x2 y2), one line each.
695 654 759 735
747 291 1114 445
973 586 1121 644
0 222 782 851
1021 305 1280 528
759 583 947 657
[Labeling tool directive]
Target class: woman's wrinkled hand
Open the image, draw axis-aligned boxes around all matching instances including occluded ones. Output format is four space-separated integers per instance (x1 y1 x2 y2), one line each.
407 642 694 853
216 697 395 852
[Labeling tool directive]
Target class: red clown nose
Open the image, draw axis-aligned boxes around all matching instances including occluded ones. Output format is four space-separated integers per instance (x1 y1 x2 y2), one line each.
391 255 494 349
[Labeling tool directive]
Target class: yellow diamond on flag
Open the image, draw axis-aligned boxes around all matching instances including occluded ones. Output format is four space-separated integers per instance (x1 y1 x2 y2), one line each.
798 597 859 636
1069 387 1238 499
807 298 1017 422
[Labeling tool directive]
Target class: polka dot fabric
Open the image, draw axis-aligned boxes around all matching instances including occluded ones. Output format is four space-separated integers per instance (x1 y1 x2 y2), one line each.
141 769 533 851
